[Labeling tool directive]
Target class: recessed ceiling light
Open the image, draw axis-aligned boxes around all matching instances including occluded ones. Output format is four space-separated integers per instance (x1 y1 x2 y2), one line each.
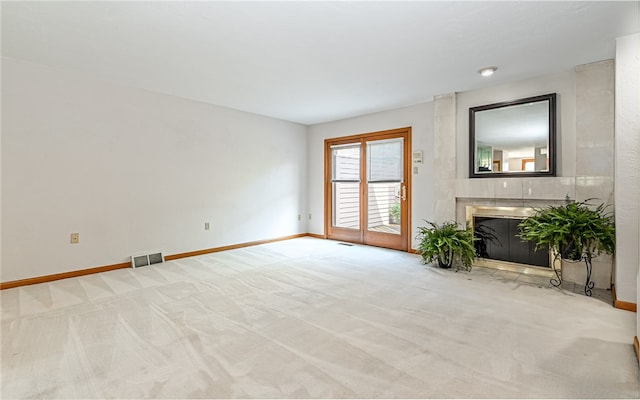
478 66 498 77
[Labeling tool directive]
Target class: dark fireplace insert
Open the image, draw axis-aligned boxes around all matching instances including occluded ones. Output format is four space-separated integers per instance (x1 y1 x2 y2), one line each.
473 216 550 268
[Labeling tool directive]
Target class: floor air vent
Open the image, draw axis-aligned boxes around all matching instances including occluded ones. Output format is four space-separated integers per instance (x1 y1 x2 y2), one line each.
131 252 164 268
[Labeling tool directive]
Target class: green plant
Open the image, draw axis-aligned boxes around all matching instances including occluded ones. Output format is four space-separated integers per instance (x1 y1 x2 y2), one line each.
518 197 615 260
416 221 476 271
389 201 401 221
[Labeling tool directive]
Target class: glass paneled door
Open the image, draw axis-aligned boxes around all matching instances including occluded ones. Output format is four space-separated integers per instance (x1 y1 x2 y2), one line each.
325 128 411 251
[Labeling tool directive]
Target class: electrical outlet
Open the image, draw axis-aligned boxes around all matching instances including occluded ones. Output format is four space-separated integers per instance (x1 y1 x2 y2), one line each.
297 214 301 221
308 214 312 220
70 233 80 244
205 222 210 230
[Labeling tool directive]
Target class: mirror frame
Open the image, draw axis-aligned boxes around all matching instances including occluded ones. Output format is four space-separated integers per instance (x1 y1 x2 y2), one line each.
469 93 557 178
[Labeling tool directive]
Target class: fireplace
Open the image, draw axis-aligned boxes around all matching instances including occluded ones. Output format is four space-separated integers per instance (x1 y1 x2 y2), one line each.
466 206 554 277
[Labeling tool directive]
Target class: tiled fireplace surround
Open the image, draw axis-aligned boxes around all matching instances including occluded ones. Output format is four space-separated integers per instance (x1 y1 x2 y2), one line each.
432 60 614 289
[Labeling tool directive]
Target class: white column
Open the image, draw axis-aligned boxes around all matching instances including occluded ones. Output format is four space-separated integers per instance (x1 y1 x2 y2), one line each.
574 60 615 289
433 93 457 223
614 34 639 311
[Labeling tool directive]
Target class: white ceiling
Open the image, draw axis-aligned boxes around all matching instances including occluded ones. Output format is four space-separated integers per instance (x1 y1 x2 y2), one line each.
2 1 638 125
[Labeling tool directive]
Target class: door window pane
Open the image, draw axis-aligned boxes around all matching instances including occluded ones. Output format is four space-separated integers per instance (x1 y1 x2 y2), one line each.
331 144 360 229
367 182 401 234
366 138 403 234
333 182 360 229
367 139 403 182
332 145 360 181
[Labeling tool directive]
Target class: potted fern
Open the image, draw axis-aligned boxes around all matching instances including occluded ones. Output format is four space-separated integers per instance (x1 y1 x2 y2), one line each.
416 221 476 271
517 197 615 295
389 201 401 224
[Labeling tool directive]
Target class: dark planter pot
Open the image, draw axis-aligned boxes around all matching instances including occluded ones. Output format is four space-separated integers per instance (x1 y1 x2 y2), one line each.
437 255 453 269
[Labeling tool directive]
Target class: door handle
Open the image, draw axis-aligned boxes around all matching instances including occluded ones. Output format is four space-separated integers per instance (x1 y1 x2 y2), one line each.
401 185 407 201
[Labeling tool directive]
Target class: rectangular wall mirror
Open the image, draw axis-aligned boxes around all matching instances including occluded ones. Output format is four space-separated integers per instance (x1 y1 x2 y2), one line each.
469 93 556 178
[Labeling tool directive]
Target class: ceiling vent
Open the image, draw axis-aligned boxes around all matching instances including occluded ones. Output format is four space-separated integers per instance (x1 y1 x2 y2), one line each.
131 252 164 268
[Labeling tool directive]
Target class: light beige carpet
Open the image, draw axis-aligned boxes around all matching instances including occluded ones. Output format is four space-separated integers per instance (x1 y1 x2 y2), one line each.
1 237 638 398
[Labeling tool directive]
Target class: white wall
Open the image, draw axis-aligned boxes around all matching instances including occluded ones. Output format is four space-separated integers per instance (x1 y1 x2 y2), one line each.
1 58 308 282
614 34 639 307
307 102 434 249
